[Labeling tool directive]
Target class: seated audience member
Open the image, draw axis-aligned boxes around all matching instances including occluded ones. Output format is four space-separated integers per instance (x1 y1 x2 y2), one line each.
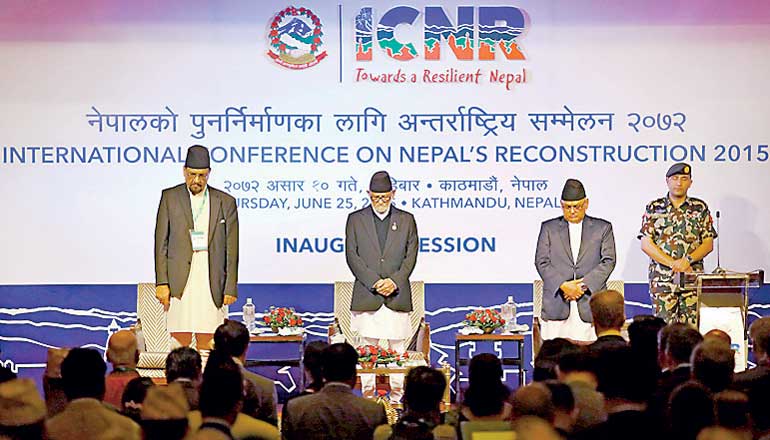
300 340 328 395
576 346 657 440
166 346 202 410
103 330 140 408
42 347 69 417
714 390 752 439
374 366 455 440
45 347 141 440
666 381 714 440
704 328 732 346
214 320 278 425
459 353 511 421
141 383 190 440
510 382 555 424
281 343 387 440
556 347 606 432
0 345 16 383
649 323 703 424
587 290 627 353
734 317 770 391
542 380 578 437
511 415 561 440
748 374 770 440
697 426 750 440
188 350 279 440
691 339 735 393
0 378 47 440
534 338 575 381
120 376 155 423
627 315 666 382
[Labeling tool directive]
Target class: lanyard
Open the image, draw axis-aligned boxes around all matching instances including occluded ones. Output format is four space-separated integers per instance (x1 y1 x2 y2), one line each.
192 187 209 227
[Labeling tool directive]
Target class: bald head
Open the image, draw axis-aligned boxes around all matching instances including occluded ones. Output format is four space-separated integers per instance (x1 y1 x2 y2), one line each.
107 330 138 368
704 329 731 346
512 415 561 440
511 383 555 423
589 290 625 332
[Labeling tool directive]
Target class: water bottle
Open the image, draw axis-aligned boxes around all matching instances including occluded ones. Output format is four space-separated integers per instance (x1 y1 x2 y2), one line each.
501 295 517 332
242 298 256 332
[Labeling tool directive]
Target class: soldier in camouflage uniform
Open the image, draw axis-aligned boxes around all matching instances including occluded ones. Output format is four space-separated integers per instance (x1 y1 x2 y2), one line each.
638 163 717 325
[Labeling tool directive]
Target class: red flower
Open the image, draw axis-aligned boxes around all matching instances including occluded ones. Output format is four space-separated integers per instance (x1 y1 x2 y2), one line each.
369 346 377 354
264 316 271 323
469 315 477 321
289 319 296 326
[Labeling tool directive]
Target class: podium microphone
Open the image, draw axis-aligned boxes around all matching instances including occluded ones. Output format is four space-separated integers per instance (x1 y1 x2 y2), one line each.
714 210 726 274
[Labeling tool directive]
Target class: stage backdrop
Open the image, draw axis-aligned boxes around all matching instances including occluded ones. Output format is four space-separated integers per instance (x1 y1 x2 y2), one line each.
1 0 769 398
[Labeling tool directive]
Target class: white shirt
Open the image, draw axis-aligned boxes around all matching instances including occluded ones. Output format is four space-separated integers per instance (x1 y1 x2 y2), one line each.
569 220 583 263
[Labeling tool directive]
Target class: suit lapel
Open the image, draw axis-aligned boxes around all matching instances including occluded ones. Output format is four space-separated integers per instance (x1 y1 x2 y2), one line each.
558 218 574 263
362 208 382 255
381 208 400 257
177 185 194 230
208 189 221 244
575 216 591 265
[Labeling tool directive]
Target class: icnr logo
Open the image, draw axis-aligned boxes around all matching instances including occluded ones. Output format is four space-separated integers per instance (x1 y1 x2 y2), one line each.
355 6 528 61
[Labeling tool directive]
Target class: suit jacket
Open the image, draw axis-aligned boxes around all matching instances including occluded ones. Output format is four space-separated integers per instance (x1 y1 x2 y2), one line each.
281 382 387 440
588 334 627 353
733 363 770 392
345 206 418 312
46 398 142 440
155 183 239 308
535 215 616 321
241 366 278 426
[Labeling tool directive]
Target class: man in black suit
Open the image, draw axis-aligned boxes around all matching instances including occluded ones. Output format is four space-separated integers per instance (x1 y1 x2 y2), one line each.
648 323 703 424
587 290 627 353
282 343 387 440
734 317 770 391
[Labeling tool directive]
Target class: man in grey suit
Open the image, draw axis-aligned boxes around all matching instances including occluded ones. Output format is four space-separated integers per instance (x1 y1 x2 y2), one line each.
282 343 387 440
535 179 616 342
154 145 239 350
345 171 419 402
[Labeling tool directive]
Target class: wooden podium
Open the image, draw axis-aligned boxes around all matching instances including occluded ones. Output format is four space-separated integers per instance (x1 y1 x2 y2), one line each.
675 270 764 370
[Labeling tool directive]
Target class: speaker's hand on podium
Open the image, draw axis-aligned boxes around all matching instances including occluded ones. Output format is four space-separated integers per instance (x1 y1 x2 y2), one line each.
155 285 170 311
223 295 237 306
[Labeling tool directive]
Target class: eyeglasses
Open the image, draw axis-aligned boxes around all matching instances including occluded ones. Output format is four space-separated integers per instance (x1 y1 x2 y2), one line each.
370 194 392 202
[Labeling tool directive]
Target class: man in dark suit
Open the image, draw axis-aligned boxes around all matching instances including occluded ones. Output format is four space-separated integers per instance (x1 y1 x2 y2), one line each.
345 170 418 401
214 320 278 426
282 343 387 440
154 145 239 349
587 290 627 353
734 317 770 391
535 179 616 342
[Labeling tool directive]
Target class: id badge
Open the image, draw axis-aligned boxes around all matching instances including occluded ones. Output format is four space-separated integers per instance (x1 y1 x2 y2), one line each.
190 230 207 251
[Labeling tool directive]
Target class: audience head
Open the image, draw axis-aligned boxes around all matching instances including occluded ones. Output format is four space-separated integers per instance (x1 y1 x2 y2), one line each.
463 353 509 417
0 378 46 439
542 380 577 433
696 426 749 440
589 290 625 332
106 330 139 369
165 347 202 383
322 343 359 385
661 323 703 369
199 350 242 423
668 381 714 440
213 320 251 359
556 346 598 387
140 383 190 440
748 317 770 362
714 390 751 432
748 375 770 434
303 340 329 391
595 346 649 403
534 338 575 381
691 339 735 393
511 382 555 423
120 376 155 423
61 347 107 401
403 366 446 414
628 315 666 354
704 328 732 346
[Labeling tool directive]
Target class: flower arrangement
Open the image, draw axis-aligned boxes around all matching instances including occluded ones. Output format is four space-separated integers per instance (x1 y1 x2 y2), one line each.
262 306 303 331
463 308 506 333
357 345 403 367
